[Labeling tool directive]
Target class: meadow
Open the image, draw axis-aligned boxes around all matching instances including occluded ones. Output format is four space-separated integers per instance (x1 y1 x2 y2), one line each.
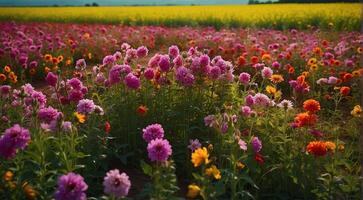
0 3 362 200
0 3 361 30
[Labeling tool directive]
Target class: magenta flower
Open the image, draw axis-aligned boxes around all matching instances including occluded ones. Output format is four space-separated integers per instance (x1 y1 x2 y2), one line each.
175 66 195 87
136 46 148 58
142 124 164 143
241 106 252 117
54 172 88 200
168 45 180 58
158 55 170 72
77 99 96 114
251 136 262 153
144 68 155 80
199 55 210 67
261 67 273 79
253 93 270 107
0 124 31 159
239 72 251 85
209 66 221 80
38 106 62 123
124 73 141 89
46 72 58 87
0 85 11 98
147 138 172 162
103 169 131 198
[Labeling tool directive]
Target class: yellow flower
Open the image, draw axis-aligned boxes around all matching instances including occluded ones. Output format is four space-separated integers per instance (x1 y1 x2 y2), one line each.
301 71 309 77
205 165 221 180
186 184 200 199
352 70 361 77
3 171 13 181
88 53 92 59
266 85 277 94
269 74 284 83
325 141 336 153
22 182 37 200
236 162 246 170
338 144 344 151
309 64 318 71
191 147 210 167
351 105 362 117
66 59 72 66
74 112 86 123
307 58 317 66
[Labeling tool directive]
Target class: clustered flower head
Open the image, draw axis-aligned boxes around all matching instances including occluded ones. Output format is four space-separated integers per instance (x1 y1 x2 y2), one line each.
54 172 88 200
306 141 336 156
191 147 210 167
103 169 131 198
0 124 31 159
147 138 172 162
142 123 165 142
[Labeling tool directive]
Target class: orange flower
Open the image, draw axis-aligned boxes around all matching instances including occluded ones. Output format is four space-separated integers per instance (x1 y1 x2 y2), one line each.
250 56 259 64
44 54 52 62
0 73 6 82
294 112 318 127
3 171 13 181
340 86 350 96
303 99 321 113
261 53 271 61
44 67 51 74
4 65 11 73
57 55 64 63
307 58 317 66
325 141 336 153
306 141 327 156
137 105 148 117
237 56 246 66
269 74 284 83
29 68 36 75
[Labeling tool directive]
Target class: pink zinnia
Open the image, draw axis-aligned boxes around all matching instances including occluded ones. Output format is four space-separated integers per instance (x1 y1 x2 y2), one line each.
147 138 172 162
239 72 250 85
103 169 131 198
124 73 141 89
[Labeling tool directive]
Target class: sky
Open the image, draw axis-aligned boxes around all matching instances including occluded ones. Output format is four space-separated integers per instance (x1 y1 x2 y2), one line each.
0 0 256 6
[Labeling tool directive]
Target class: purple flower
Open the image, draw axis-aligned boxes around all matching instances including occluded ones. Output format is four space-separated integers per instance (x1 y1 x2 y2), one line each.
199 55 210 67
38 106 62 123
68 90 84 103
175 66 195 87
168 45 180 58
188 139 201 151
158 55 170 72
238 139 248 151
67 78 83 90
209 66 221 80
241 106 252 117
309 129 323 137
103 55 116 66
239 72 251 85
103 169 131 198
204 115 216 127
147 138 172 162
271 61 281 69
0 124 31 159
221 122 228 134
245 94 255 106
76 59 86 69
124 73 141 90
261 67 273 79
62 121 72 132
142 124 164 142
144 68 154 80
251 136 262 153
46 72 58 87
55 172 88 200
253 93 270 107
0 85 11 98
108 65 122 85
77 99 96 114
327 76 338 84
136 46 148 58
173 55 183 67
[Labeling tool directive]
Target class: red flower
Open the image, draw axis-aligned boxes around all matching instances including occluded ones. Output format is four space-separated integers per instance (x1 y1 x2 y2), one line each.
137 105 148 117
340 86 350 96
105 121 111 134
255 153 264 165
306 141 327 156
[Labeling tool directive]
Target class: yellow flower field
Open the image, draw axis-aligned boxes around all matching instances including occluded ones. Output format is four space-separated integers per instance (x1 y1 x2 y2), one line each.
0 3 360 30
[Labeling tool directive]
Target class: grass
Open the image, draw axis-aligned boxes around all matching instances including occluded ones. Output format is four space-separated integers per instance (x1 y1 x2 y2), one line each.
0 3 361 30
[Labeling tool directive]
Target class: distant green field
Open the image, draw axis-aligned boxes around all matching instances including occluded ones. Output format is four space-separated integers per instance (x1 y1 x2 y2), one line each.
0 3 360 30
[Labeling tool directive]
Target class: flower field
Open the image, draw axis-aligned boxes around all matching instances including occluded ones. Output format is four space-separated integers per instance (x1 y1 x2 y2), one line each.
0 3 361 30
0 9 362 200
